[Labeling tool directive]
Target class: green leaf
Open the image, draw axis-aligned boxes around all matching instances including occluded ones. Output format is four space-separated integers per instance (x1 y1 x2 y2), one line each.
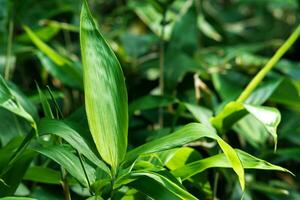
245 78 283 105
130 0 193 40
32 145 95 187
0 75 36 130
270 78 300 110
0 149 35 196
211 101 246 133
197 14 222 42
0 108 31 146
165 147 202 170
23 26 82 89
211 101 280 150
172 149 291 180
243 104 280 150
184 102 213 128
217 138 245 190
124 123 245 190
37 118 110 176
37 52 82 89
130 171 198 200
36 84 53 119
16 26 60 43
23 26 70 66
24 166 61 184
80 0 128 170
125 123 213 163
233 115 269 148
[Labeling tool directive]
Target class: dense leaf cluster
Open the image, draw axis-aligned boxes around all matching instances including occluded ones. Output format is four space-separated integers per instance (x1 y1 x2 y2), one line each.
0 0 299 199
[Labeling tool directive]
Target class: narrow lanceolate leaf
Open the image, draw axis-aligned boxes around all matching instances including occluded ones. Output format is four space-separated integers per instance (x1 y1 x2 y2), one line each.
172 149 292 180
24 26 83 89
130 171 198 200
80 1 128 170
33 145 96 187
37 118 111 176
124 123 245 190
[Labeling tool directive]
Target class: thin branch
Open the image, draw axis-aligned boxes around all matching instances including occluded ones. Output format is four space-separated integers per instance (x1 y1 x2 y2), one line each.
237 25 300 103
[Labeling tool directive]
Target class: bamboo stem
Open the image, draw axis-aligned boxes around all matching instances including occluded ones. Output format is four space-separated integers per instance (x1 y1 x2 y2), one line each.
237 25 300 103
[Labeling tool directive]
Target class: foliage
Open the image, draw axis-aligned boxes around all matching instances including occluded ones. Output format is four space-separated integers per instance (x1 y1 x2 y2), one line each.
0 0 299 199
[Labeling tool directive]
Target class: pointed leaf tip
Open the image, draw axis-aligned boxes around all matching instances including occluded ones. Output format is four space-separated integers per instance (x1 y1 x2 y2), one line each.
80 0 128 170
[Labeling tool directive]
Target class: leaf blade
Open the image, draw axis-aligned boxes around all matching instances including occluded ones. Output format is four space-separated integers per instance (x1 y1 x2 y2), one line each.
80 1 128 170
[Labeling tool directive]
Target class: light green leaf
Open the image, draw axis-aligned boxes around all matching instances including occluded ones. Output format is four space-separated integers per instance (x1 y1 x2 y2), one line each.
0 75 36 130
244 104 280 150
217 138 245 190
172 149 291 180
17 26 60 43
130 0 193 40
184 102 213 128
233 115 269 148
211 101 281 150
197 14 222 41
23 25 70 66
211 101 246 133
80 0 128 170
124 123 245 190
23 26 82 89
165 147 202 170
37 118 111 176
37 52 82 89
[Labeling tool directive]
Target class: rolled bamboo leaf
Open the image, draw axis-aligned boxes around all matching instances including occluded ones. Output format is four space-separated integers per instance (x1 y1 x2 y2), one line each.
80 0 128 171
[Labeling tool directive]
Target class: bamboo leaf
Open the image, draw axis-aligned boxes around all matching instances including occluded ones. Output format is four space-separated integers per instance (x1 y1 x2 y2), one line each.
130 171 198 200
23 26 82 89
80 0 128 170
197 14 222 41
124 123 245 190
211 101 280 150
172 149 292 180
33 145 95 187
0 75 36 130
24 166 61 184
37 118 111 176
0 147 35 196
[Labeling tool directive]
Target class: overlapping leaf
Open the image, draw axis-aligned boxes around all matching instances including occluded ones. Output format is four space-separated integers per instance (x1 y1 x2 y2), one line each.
125 123 245 190
37 118 110 176
211 101 280 150
172 149 292 180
